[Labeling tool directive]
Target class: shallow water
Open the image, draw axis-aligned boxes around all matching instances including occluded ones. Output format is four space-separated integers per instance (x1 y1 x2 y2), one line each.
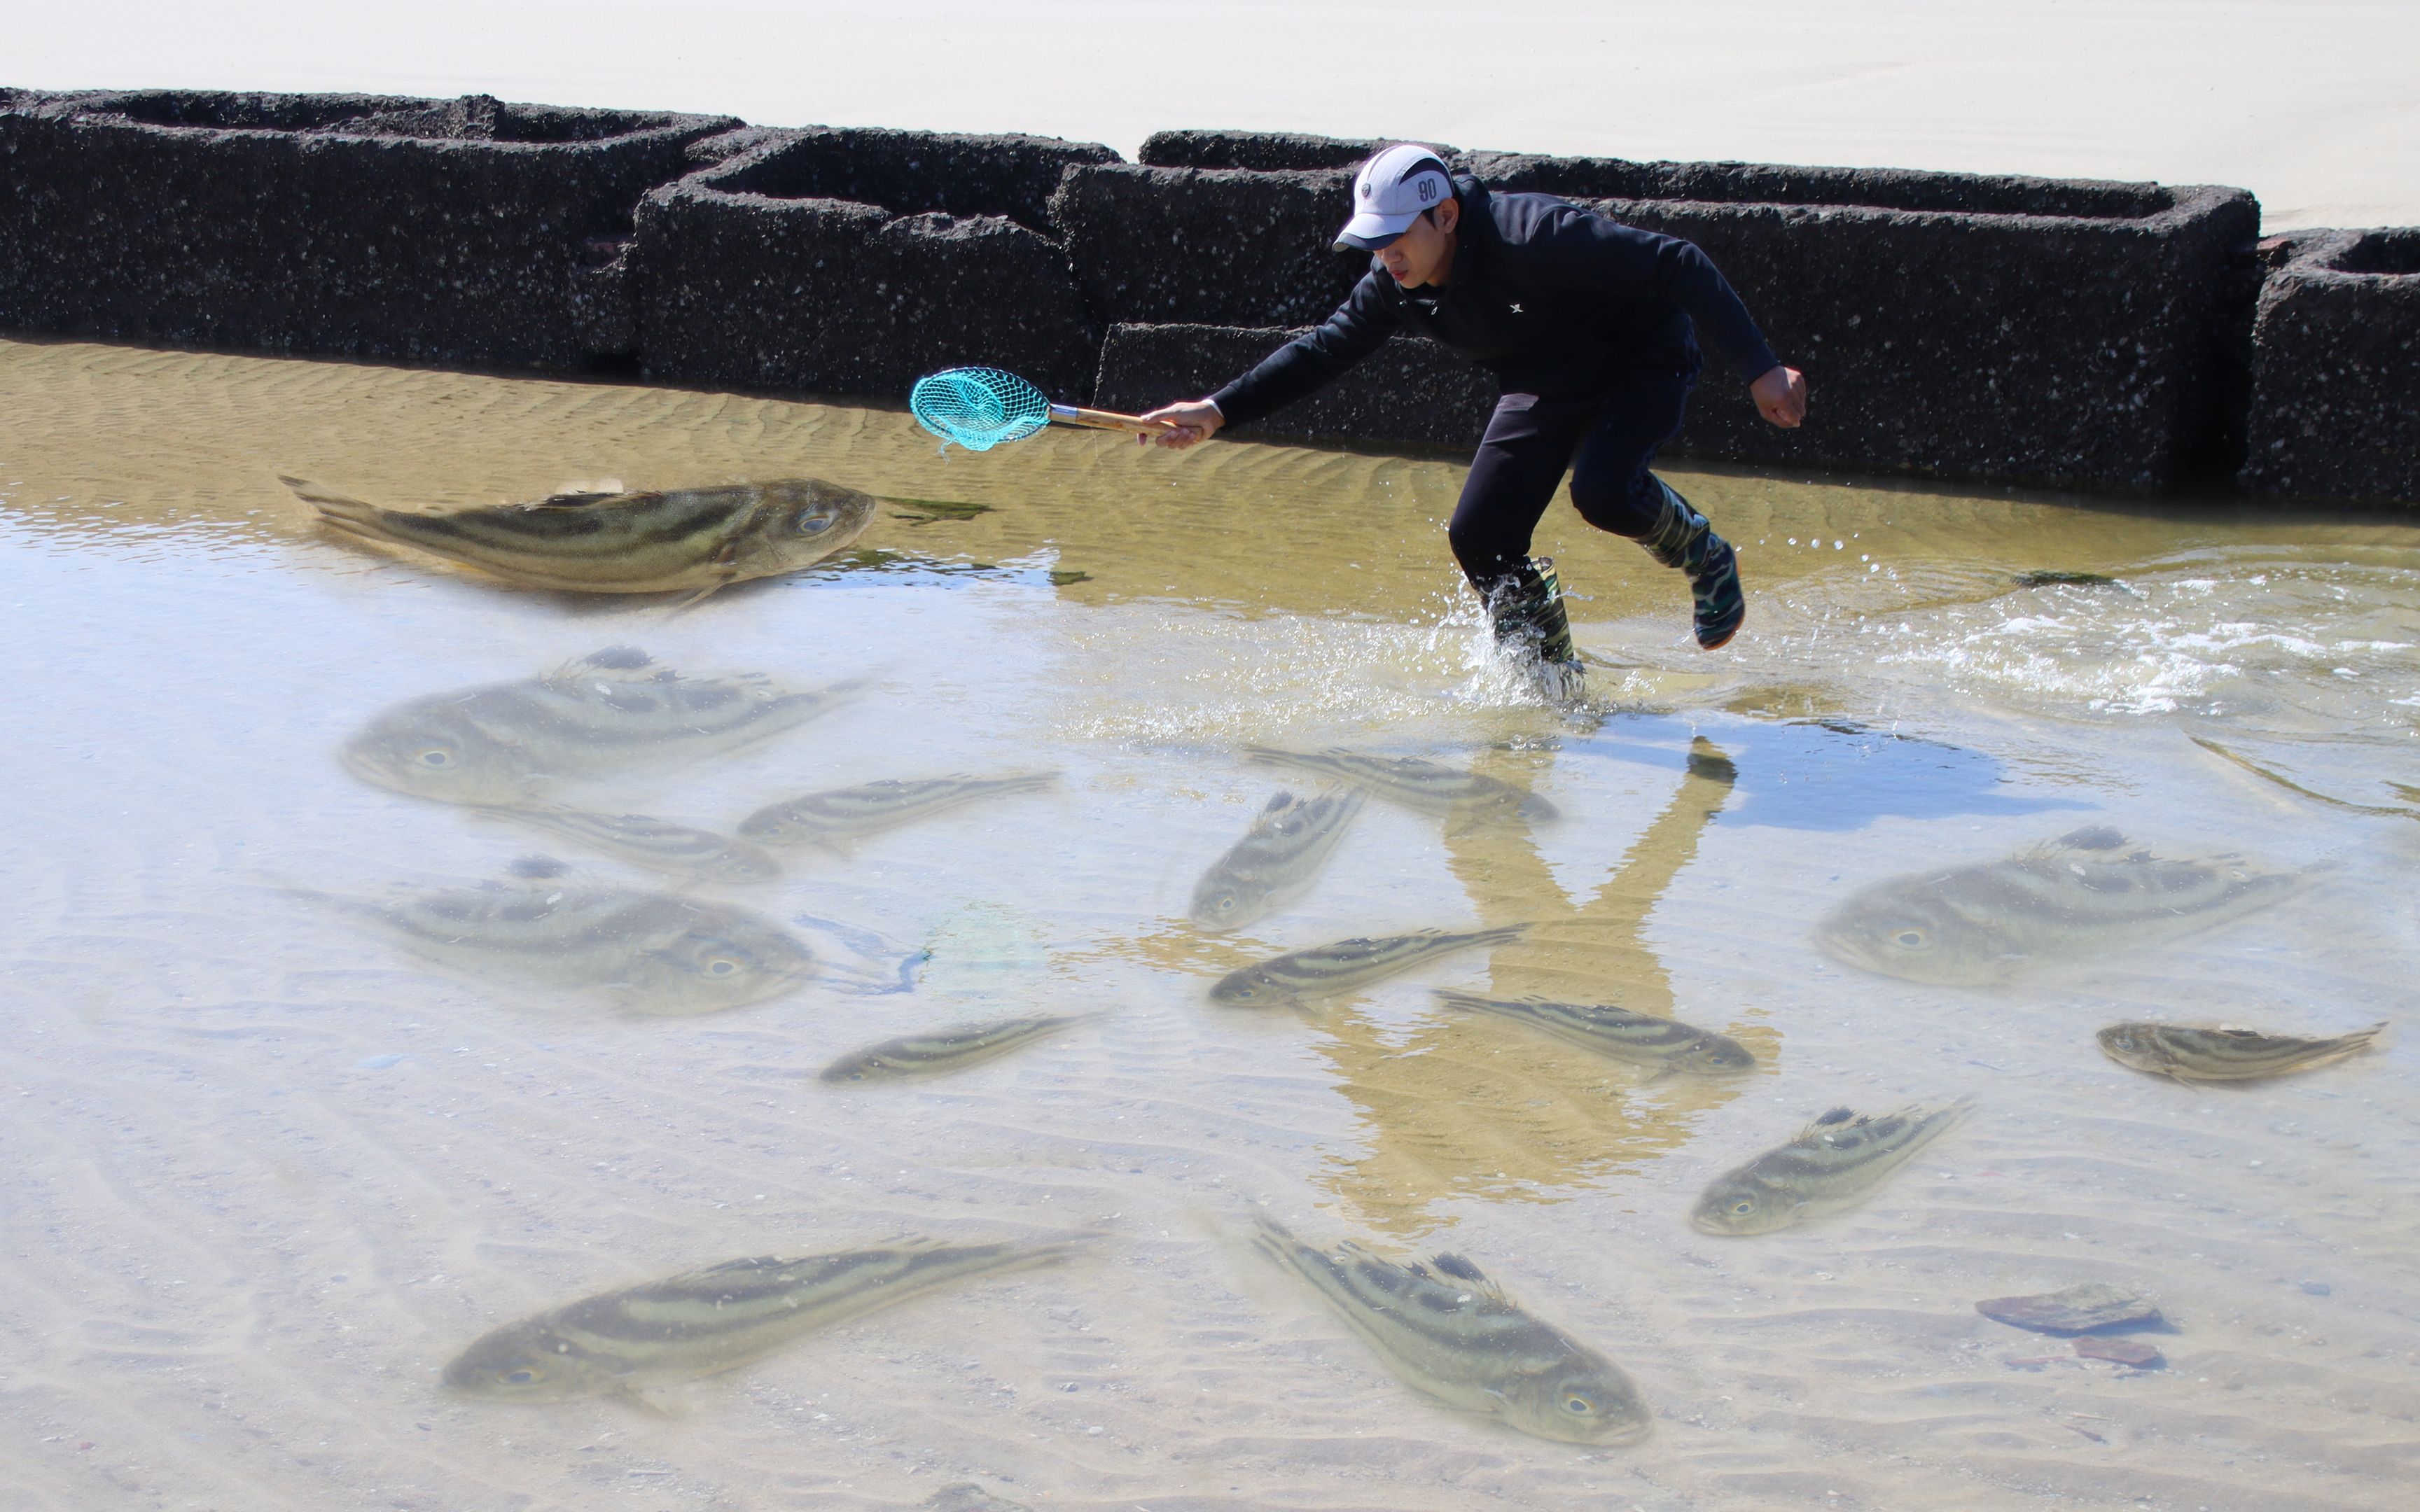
2 336 2416 1511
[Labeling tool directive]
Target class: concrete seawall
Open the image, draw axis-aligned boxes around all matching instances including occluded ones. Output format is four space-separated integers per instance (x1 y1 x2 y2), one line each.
2 89 2411 506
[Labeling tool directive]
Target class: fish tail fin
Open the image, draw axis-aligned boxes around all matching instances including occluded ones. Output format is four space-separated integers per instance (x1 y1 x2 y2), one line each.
1432 988 1491 1013
279 475 397 538
1473 922 1531 948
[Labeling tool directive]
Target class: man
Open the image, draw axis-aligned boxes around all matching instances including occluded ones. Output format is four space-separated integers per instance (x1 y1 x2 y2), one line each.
1140 144 1808 696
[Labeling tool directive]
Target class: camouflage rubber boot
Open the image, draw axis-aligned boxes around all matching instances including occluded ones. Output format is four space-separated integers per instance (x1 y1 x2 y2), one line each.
1484 558 1586 701
1638 478 1746 650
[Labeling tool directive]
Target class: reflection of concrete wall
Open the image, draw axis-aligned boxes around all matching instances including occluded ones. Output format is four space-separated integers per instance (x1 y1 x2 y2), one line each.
632 127 1113 401
1064 132 2265 492
0 90 737 370
2240 230 2420 505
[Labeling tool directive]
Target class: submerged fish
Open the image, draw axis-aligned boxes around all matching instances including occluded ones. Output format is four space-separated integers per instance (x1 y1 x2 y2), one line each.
487 806 781 884
1814 826 2311 986
1209 924 1526 1005
444 1239 1069 1401
2096 1020 2388 1084
1251 1214 1649 1444
737 773 1058 848
1690 1102 1968 1235
1245 746 1557 821
313 866 813 1014
343 647 853 806
1433 990 1755 1075
818 1014 1087 1083
1189 788 1368 930
284 475 875 598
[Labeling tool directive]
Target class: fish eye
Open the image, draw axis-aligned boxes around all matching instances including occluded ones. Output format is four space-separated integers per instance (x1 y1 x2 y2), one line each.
704 956 741 976
1891 927 1928 948
499 1366 543 1385
798 514 831 533
1562 1392 1599 1415
416 748 455 768
1731 1198 1755 1215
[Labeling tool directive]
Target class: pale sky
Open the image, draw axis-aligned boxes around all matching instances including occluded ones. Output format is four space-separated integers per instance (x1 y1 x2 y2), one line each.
13 1 2418 229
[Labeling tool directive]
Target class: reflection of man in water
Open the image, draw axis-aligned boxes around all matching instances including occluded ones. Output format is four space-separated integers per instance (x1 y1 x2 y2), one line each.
1313 740 1758 1232
1141 145 1809 696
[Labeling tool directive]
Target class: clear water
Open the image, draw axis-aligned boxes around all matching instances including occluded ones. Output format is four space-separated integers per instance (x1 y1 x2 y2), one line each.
3 336 2415 1510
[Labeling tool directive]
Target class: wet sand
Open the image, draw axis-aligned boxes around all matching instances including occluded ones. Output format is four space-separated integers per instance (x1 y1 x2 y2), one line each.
1 337 2416 1509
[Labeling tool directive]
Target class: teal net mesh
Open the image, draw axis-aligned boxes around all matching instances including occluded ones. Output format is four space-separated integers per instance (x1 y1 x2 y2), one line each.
910 367 1050 451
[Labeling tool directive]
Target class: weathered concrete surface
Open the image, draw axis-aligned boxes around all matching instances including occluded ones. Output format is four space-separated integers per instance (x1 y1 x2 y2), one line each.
634 127 1114 400
1059 132 2263 491
2240 229 2420 505
1139 130 1407 172
0 89 737 370
1095 321 1494 450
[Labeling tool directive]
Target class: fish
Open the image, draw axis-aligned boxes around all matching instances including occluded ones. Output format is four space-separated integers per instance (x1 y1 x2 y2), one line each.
737 773 1059 848
310 864 814 1014
2096 1020 2389 1084
1250 1214 1650 1444
817 1014 1089 1083
443 1238 1071 1402
1188 788 1368 929
1433 990 1756 1075
1244 746 1557 821
485 805 782 884
1814 826 2311 986
1689 1102 1968 1235
341 648 854 806
283 475 876 598
1209 924 1527 1005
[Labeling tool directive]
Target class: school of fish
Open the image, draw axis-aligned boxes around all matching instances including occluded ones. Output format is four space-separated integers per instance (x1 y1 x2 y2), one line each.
302 614 2377 1456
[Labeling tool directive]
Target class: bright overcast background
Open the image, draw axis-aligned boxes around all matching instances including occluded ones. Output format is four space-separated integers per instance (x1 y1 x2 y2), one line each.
13 1 2418 228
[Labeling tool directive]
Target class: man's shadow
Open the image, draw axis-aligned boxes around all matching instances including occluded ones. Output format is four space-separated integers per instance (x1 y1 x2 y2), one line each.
1307 736 1773 1236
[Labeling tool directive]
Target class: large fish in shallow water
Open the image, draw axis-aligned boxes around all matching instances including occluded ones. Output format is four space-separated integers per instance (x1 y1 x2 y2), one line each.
1189 788 1367 930
1244 746 1557 821
1209 924 1526 1005
1690 1102 1968 1235
738 774 1058 849
342 648 853 806
2097 1020 2388 1084
1250 1214 1649 1443
307 862 814 1014
444 1239 1071 1401
282 475 875 598
1433 990 1755 1075
1815 826 2311 986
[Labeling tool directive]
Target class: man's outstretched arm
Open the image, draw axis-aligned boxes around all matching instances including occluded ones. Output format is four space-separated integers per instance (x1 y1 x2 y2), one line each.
1139 274 1398 449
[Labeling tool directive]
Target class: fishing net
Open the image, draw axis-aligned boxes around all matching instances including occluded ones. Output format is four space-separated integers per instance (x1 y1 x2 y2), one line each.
910 366 1051 451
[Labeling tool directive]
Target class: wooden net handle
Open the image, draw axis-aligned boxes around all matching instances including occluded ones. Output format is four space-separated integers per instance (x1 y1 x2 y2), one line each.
1048 403 1178 437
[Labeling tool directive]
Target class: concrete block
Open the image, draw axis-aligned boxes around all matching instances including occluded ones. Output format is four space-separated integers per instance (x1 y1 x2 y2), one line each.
2240 229 2420 505
634 127 1114 401
0 89 738 370
1061 132 2262 491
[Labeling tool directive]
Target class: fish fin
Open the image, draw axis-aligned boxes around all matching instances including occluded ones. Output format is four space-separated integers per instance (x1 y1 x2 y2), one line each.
1426 1252 1511 1303
668 575 734 612
2051 825 2128 852
1263 790 1295 812
505 855 571 881
1800 1106 1861 1136
527 489 630 509
1431 988 1488 1012
611 1385 685 1420
277 475 384 522
563 646 658 678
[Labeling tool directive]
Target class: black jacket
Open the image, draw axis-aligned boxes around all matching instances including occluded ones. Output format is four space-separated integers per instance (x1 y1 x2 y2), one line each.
1211 176 1780 427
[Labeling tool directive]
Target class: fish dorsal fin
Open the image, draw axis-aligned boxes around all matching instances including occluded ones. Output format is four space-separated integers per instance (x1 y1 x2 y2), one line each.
506 855 571 880
529 490 628 510
1426 1252 1508 1303
1801 1106 1862 1138
2052 825 2128 853
1263 790 1295 813
561 645 660 680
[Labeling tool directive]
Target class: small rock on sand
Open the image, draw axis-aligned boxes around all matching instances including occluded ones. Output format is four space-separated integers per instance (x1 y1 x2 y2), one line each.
1975 1282 2164 1335
2075 1337 2166 1369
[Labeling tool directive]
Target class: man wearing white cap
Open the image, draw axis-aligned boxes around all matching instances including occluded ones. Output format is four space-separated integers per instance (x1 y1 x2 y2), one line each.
1140 143 1807 694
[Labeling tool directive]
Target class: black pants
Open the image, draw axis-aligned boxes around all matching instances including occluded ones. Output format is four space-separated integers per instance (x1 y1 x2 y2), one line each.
1445 344 1702 589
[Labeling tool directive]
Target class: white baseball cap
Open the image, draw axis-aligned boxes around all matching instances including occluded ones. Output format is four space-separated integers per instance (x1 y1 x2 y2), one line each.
1334 144 1455 252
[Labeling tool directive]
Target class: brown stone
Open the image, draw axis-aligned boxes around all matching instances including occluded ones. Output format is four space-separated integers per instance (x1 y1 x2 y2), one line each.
2075 1337 2167 1369
1975 1282 2165 1335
